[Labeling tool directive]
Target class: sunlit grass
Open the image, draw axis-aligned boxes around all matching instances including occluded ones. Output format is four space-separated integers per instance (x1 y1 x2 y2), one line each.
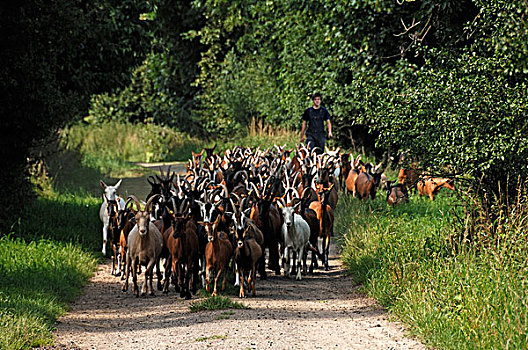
189 295 249 313
0 236 97 350
336 188 528 349
61 120 299 176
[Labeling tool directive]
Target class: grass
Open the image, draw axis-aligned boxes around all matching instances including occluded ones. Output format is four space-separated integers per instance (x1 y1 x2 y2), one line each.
216 310 235 320
62 120 299 176
335 186 528 349
0 155 103 349
195 334 227 342
61 121 203 176
0 236 97 350
189 295 249 313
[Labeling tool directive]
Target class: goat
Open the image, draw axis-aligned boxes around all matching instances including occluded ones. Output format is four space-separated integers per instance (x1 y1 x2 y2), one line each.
300 189 321 273
99 179 124 257
249 180 283 277
166 212 200 299
204 217 233 296
397 153 419 194
417 177 455 200
309 184 335 271
122 195 163 297
385 181 409 206
345 155 362 197
279 201 311 280
116 199 137 278
355 163 383 200
234 227 262 298
339 152 351 192
226 195 264 286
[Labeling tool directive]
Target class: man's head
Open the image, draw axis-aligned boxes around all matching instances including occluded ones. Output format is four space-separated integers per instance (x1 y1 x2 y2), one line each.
312 92 322 108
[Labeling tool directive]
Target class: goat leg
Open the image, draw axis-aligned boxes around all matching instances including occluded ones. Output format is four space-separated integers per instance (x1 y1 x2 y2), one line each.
122 255 131 292
323 236 331 271
156 258 163 291
185 261 193 300
102 225 108 256
283 246 289 277
163 256 171 293
132 260 139 297
143 260 155 296
212 268 221 297
192 257 200 295
238 268 245 298
250 265 257 296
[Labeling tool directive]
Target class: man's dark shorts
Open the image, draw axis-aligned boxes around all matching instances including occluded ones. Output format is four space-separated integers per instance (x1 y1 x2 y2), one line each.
305 133 325 154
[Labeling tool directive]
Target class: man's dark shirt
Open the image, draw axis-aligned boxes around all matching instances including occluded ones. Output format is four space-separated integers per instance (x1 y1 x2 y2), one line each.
302 106 330 135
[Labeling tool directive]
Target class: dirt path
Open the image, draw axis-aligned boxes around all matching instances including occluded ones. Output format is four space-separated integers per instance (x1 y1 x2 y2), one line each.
50 242 424 350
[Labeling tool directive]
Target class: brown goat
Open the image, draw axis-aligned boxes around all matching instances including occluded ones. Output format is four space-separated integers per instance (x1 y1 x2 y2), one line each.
345 155 363 197
309 184 335 271
204 218 233 296
165 213 200 299
385 181 409 207
355 164 383 200
339 152 352 192
300 189 321 273
417 177 455 200
234 228 262 298
398 166 419 191
249 188 283 277
117 200 137 279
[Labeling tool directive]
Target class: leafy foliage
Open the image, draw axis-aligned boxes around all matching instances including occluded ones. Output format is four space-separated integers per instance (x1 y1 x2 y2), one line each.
0 0 151 230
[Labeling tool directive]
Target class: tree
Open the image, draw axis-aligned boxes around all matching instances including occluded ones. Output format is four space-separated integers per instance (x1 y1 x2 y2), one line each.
0 0 151 230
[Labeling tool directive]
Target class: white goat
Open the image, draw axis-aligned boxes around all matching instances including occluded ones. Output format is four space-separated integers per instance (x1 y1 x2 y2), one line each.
279 202 311 280
99 179 125 257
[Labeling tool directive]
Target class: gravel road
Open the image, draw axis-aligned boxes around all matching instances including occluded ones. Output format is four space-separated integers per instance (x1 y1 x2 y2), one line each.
48 242 424 350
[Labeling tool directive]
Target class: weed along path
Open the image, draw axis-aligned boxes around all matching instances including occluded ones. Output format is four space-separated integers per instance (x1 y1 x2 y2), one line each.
50 242 424 349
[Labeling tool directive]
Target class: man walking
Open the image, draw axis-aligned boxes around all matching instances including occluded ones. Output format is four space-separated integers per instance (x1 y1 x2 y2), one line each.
300 92 333 153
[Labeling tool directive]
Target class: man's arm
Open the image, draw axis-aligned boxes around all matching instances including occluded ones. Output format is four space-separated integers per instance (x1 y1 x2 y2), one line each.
327 119 333 138
300 121 306 143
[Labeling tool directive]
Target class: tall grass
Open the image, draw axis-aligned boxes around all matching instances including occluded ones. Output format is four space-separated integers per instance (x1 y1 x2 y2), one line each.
61 121 204 173
62 120 299 176
222 117 298 150
336 187 528 349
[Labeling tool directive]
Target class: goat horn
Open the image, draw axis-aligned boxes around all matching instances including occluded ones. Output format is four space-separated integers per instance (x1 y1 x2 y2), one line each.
179 197 189 214
124 196 134 210
127 195 143 212
229 196 238 215
145 194 159 213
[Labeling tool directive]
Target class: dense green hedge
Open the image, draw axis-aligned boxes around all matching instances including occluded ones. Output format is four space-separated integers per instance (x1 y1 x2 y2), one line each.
83 0 528 200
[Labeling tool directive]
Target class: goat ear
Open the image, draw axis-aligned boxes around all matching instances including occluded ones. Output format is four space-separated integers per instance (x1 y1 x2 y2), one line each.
100 180 107 189
115 179 122 188
243 208 251 217
224 212 233 219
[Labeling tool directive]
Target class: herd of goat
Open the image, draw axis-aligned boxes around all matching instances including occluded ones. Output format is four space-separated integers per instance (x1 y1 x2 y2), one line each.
99 144 455 299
